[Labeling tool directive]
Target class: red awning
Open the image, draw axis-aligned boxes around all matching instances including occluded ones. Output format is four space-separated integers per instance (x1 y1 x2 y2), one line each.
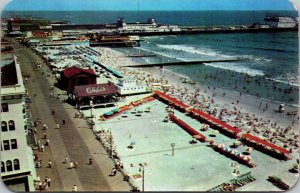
154 90 241 134
74 83 118 98
169 113 206 140
242 133 289 154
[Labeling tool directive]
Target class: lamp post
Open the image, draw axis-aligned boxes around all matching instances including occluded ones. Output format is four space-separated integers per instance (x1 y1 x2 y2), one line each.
90 100 93 128
139 163 145 192
171 143 176 156
109 130 113 158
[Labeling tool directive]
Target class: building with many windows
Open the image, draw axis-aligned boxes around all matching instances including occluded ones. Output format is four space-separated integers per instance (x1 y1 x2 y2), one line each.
116 76 148 95
1 53 38 191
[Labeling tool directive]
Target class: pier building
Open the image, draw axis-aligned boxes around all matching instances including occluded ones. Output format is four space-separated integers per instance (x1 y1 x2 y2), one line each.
116 77 147 95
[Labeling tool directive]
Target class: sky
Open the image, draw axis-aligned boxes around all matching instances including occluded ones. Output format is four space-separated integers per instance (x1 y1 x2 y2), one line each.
2 0 298 11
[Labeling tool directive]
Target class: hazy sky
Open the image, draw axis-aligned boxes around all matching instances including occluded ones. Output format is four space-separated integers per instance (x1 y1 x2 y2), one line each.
3 0 296 11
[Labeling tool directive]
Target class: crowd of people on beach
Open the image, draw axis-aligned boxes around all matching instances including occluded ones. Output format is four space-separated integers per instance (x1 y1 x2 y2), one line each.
94 47 299 156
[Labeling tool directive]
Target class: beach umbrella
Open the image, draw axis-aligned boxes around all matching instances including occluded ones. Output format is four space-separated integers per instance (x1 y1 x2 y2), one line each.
230 150 237 154
193 135 203 140
218 144 225 149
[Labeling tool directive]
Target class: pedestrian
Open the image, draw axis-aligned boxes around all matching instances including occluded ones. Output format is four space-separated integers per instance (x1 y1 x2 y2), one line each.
45 138 50 146
37 139 41 146
51 110 55 115
74 161 78 169
62 120 65 125
47 177 51 187
48 160 52 168
33 128 37 135
64 156 68 163
43 131 47 139
72 185 77 192
89 158 92 165
38 182 43 191
34 153 38 161
56 123 60 129
43 123 47 130
41 144 44 152
70 161 74 169
111 168 117 176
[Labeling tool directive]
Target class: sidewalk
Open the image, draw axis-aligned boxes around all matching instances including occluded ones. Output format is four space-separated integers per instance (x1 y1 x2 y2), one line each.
14 41 131 191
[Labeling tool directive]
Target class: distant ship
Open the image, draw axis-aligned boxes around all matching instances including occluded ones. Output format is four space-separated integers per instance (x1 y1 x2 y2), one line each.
264 16 298 28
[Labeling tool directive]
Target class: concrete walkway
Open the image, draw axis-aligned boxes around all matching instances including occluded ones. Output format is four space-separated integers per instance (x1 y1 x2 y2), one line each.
13 40 131 192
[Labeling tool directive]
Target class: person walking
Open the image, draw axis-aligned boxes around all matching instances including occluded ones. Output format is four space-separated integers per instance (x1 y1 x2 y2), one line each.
62 120 66 125
47 177 51 188
64 156 68 164
72 185 78 192
89 158 92 165
70 161 74 169
45 138 50 146
56 123 60 129
43 131 47 139
41 144 44 152
48 160 52 168
43 123 47 130
74 161 78 169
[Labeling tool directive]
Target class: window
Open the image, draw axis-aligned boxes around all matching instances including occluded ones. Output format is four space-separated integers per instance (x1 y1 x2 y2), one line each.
13 95 22 99
1 121 8 132
1 103 9 112
6 160 12 172
11 139 17 149
1 162 5 173
3 140 10 151
3 96 12 100
8 120 15 131
13 159 20 170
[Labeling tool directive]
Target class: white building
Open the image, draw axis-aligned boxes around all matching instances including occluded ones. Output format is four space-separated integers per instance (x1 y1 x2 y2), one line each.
264 17 298 28
117 18 181 33
116 77 147 95
1 56 38 191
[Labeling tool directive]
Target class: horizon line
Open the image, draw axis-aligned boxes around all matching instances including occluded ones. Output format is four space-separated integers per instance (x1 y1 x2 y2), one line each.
3 9 297 12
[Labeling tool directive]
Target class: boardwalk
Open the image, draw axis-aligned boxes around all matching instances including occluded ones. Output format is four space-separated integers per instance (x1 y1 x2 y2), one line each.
13 40 131 191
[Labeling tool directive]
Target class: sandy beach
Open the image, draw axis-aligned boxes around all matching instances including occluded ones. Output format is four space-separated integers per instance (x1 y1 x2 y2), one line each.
91 46 299 156
75 46 299 190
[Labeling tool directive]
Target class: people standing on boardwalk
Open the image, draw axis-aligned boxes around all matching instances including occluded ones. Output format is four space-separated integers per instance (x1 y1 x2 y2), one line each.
72 185 78 192
70 161 74 169
64 156 69 163
43 131 47 139
74 161 78 169
48 160 52 168
47 177 51 188
111 168 117 176
45 138 50 146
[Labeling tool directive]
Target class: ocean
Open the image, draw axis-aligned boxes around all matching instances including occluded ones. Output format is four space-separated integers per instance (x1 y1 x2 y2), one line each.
2 10 299 104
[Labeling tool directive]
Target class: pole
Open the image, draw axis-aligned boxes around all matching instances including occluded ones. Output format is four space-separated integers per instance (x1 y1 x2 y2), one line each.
109 131 113 158
142 166 144 192
171 143 175 156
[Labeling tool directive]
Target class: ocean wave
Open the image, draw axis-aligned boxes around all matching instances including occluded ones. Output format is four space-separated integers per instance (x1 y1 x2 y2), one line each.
157 44 235 58
271 75 299 87
203 62 265 77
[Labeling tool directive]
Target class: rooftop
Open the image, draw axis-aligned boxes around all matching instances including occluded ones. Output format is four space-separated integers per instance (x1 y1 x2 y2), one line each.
62 65 97 78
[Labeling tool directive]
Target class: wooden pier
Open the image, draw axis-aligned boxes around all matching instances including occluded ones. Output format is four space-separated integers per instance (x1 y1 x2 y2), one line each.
124 58 240 67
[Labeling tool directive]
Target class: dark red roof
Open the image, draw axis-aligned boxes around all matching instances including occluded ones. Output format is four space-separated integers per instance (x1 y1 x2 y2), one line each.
62 66 96 78
242 133 289 154
1 61 18 86
74 83 118 98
